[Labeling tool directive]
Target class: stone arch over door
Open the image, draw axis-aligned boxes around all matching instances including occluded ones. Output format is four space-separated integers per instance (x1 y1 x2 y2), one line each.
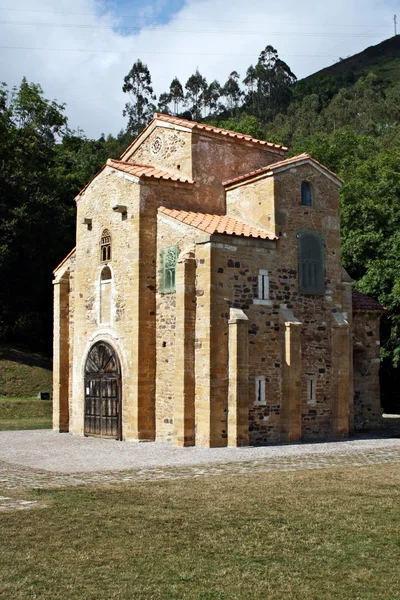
84 341 121 439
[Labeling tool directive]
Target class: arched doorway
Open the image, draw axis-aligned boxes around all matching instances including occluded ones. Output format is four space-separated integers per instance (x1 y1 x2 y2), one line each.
84 341 121 439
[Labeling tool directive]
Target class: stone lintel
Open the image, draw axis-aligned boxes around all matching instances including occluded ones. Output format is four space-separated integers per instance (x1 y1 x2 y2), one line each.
332 311 349 327
229 307 249 324
279 306 302 326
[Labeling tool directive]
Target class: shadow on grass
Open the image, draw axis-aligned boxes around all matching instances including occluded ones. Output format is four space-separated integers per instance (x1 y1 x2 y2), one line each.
0 343 52 370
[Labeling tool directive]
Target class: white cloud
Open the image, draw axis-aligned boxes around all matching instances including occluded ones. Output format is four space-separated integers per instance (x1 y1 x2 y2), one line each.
0 0 395 137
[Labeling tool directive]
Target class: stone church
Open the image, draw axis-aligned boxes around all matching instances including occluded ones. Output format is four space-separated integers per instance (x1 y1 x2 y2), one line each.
53 113 383 447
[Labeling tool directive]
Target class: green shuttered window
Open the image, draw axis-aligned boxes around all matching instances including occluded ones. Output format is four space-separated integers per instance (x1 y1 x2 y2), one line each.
160 246 178 293
298 230 325 295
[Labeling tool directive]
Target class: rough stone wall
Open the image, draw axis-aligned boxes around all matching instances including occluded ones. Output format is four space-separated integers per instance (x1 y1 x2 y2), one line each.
192 133 286 214
67 255 76 424
353 311 382 429
273 166 347 440
130 126 192 181
195 237 280 446
226 177 275 232
71 168 142 438
155 215 203 442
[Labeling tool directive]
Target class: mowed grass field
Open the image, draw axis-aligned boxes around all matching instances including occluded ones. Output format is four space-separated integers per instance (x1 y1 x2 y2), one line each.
0 344 53 430
0 464 399 600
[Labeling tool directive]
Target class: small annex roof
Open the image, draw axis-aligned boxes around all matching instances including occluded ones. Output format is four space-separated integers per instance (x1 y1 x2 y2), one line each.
352 289 385 312
120 113 288 160
106 159 194 184
75 158 193 200
159 207 277 240
53 247 76 274
223 153 343 188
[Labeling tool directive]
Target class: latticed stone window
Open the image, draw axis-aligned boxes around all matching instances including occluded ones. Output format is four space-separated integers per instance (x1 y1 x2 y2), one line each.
101 229 111 262
160 246 178 293
298 230 325 295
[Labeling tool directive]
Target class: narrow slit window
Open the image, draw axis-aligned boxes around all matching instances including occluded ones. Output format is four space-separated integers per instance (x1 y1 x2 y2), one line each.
101 229 111 263
307 378 317 404
258 270 269 300
254 376 266 406
100 266 112 324
301 182 313 207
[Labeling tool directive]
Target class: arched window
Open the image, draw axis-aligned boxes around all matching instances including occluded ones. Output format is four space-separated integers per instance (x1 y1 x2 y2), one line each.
100 266 112 324
101 229 111 263
301 182 312 207
298 230 325 295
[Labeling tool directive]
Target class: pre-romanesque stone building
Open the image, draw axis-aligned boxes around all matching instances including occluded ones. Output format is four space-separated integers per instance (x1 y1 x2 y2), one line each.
53 113 384 446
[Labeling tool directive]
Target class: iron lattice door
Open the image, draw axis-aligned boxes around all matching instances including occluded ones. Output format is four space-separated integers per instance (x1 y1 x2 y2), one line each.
84 342 121 439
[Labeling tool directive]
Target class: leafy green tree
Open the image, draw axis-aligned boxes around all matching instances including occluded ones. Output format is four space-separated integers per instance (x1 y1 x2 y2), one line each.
169 77 184 115
157 92 171 115
185 69 207 120
223 71 243 117
243 46 296 121
122 59 156 136
203 80 222 117
0 79 73 347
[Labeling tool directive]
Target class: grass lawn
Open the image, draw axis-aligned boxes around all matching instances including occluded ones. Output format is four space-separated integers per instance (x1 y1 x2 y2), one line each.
0 396 52 431
0 343 52 397
0 343 53 430
0 464 399 599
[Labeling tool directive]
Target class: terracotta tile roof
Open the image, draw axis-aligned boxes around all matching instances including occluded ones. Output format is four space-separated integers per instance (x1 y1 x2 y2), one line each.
159 207 277 240
120 113 288 159
223 153 343 187
53 247 76 274
153 113 287 151
352 289 385 312
107 159 193 183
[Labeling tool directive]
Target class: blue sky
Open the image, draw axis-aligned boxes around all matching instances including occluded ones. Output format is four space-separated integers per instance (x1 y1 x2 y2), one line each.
105 0 186 30
0 0 397 137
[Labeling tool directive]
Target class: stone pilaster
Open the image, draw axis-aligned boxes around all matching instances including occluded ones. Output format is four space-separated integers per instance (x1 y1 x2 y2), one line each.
227 308 249 447
332 312 351 438
194 242 228 447
174 255 196 446
280 307 302 443
53 274 70 432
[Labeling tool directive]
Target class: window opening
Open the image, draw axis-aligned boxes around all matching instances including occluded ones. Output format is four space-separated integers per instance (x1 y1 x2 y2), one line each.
100 266 112 324
298 230 325 295
101 229 111 263
301 182 312 207
254 376 266 406
160 246 178 293
258 270 269 300
307 378 317 404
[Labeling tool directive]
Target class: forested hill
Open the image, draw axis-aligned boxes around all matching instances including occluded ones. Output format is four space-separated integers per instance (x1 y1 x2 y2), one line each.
294 35 400 101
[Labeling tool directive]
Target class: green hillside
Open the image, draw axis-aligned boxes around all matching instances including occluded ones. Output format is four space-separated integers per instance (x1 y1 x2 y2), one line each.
0 344 52 397
295 36 400 100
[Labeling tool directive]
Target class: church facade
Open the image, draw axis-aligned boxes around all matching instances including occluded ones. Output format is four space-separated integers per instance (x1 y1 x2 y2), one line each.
53 113 383 447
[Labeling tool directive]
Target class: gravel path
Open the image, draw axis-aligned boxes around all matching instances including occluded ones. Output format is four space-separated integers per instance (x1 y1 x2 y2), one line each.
0 429 399 492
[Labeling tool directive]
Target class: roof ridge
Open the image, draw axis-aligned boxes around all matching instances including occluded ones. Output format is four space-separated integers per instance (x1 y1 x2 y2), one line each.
153 113 288 152
223 153 342 187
